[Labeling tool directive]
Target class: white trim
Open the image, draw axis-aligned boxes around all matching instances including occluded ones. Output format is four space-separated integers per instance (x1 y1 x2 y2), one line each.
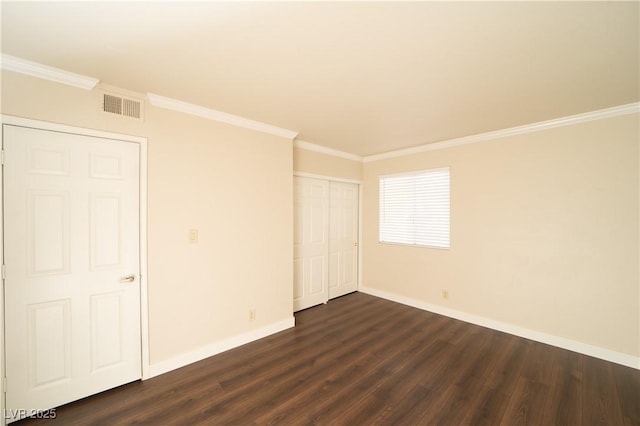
147 93 298 140
293 171 361 185
364 102 640 162
0 115 152 401
359 286 640 370
357 186 363 294
294 140 363 162
146 317 295 379
138 137 150 380
0 125 4 426
0 115 146 144
1 54 99 90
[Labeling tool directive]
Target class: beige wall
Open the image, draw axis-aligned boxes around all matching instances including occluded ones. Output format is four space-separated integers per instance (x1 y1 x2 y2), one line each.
363 114 640 357
1 71 294 364
3 69 638 367
293 146 362 181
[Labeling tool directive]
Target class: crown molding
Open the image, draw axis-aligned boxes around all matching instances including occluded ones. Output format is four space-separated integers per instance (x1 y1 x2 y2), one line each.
1 53 99 90
147 93 298 140
363 102 640 163
294 140 363 162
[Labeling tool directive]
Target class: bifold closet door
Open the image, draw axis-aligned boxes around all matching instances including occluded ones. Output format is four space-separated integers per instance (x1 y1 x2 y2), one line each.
294 177 359 312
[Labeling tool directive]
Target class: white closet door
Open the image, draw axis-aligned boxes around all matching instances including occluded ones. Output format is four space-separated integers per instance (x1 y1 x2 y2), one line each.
4 125 142 421
329 181 359 299
293 177 329 311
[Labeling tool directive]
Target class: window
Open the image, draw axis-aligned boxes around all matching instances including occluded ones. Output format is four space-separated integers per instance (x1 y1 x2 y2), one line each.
379 167 450 249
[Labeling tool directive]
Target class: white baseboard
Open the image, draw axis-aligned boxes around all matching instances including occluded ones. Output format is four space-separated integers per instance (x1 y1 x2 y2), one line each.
359 286 639 370
145 317 295 379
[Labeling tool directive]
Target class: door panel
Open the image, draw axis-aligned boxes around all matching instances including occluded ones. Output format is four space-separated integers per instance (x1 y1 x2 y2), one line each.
4 125 141 421
328 181 359 299
91 193 123 269
90 291 125 371
28 299 71 387
28 190 70 275
293 177 329 311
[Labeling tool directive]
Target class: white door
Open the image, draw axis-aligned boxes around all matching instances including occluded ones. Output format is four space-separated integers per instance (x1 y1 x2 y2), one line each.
3 125 141 421
293 177 329 311
328 181 359 299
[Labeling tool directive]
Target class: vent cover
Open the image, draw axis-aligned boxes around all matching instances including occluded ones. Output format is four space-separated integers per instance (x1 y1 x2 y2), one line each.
102 93 143 120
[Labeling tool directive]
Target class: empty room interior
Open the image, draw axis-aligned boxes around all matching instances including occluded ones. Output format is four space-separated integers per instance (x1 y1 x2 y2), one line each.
0 1 639 425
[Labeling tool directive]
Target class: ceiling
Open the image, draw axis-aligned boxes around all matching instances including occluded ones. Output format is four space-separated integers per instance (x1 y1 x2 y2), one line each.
1 1 638 157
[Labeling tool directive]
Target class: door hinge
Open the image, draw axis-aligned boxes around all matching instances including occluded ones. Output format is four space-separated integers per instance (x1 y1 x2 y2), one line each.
1 264 5 280
1 149 4 165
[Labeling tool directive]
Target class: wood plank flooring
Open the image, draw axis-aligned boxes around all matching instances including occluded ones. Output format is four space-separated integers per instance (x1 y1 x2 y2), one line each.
15 292 640 425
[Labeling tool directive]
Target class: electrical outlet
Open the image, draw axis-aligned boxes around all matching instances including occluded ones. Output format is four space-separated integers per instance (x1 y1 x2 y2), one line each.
442 290 449 300
249 308 256 321
188 229 198 243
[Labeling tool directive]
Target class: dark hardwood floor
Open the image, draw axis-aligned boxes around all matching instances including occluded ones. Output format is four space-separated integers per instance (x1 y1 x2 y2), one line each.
16 292 640 425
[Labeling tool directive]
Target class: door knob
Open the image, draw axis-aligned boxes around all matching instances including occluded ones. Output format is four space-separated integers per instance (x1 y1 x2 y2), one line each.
119 274 136 283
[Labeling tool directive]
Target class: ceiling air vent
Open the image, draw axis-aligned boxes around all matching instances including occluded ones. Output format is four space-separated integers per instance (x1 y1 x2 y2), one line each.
102 93 143 120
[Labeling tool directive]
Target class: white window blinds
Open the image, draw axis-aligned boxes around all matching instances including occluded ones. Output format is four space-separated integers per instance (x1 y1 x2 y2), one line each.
379 167 450 249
